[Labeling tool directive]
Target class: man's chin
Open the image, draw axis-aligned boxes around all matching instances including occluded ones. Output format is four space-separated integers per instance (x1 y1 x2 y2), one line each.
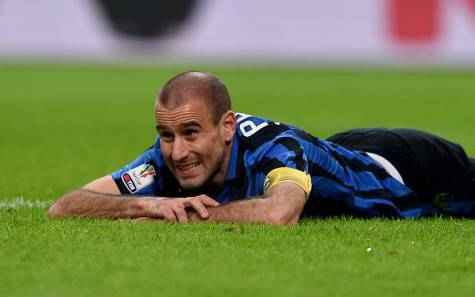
177 178 205 190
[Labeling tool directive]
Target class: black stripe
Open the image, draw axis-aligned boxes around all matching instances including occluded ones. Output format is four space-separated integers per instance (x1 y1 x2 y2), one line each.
308 161 388 198
293 129 330 151
276 138 307 171
228 144 249 201
293 129 317 143
327 142 391 180
238 122 289 149
251 157 287 175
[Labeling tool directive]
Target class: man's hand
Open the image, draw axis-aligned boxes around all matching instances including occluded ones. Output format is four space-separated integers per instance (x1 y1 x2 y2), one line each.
145 195 219 222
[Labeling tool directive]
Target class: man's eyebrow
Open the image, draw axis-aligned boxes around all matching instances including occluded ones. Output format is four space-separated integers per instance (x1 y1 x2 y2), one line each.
155 124 167 131
182 121 201 128
155 121 201 131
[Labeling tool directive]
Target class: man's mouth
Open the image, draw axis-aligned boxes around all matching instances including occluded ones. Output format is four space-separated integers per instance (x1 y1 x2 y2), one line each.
176 161 201 175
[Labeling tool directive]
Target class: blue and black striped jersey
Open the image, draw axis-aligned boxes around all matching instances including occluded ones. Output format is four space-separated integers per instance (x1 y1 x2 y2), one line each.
111 113 421 218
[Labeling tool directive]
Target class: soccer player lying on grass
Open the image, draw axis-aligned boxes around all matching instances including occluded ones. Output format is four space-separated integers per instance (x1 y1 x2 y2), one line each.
48 71 475 225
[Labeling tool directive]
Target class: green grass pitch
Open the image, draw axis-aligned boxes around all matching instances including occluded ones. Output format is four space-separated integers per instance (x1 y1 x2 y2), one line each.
1 63 475 297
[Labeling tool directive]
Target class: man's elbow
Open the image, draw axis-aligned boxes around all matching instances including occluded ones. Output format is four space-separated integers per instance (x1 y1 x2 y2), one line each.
268 210 300 226
48 190 80 217
262 185 306 225
48 197 68 217
271 216 299 226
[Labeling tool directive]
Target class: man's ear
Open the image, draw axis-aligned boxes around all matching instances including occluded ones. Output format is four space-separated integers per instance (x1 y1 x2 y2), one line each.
222 111 237 142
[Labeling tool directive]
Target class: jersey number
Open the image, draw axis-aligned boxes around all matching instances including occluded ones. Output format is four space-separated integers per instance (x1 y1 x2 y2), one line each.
236 113 269 137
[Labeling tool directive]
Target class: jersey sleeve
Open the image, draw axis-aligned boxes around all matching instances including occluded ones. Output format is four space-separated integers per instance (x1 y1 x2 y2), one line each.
111 147 160 196
253 137 311 195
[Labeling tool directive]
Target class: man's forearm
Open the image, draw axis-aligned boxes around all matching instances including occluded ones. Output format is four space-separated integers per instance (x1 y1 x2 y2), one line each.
188 183 307 225
205 198 273 223
48 189 151 219
188 194 303 225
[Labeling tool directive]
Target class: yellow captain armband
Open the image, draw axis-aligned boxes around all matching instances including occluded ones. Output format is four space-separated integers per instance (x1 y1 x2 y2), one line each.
263 167 312 198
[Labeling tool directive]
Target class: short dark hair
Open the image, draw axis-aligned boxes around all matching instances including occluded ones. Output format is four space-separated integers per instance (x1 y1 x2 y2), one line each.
157 71 232 125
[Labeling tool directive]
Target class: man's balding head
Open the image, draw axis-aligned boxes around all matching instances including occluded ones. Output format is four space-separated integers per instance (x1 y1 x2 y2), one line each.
157 71 232 125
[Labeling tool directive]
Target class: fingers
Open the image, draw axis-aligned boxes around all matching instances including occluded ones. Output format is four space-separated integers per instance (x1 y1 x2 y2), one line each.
161 207 177 222
152 196 220 223
172 205 188 223
186 198 210 219
196 195 220 207
182 195 220 219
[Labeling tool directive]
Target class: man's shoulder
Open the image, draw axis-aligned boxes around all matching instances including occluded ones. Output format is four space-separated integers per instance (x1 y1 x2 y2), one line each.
234 112 314 150
235 113 291 148
233 113 317 179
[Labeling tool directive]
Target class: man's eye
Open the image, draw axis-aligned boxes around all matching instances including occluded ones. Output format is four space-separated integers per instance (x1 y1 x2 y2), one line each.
160 132 174 141
184 130 198 137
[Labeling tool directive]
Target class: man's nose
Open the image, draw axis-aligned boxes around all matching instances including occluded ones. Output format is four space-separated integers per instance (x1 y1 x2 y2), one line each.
171 137 189 161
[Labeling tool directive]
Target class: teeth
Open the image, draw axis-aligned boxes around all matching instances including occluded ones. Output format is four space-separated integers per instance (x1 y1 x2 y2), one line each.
179 162 200 170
